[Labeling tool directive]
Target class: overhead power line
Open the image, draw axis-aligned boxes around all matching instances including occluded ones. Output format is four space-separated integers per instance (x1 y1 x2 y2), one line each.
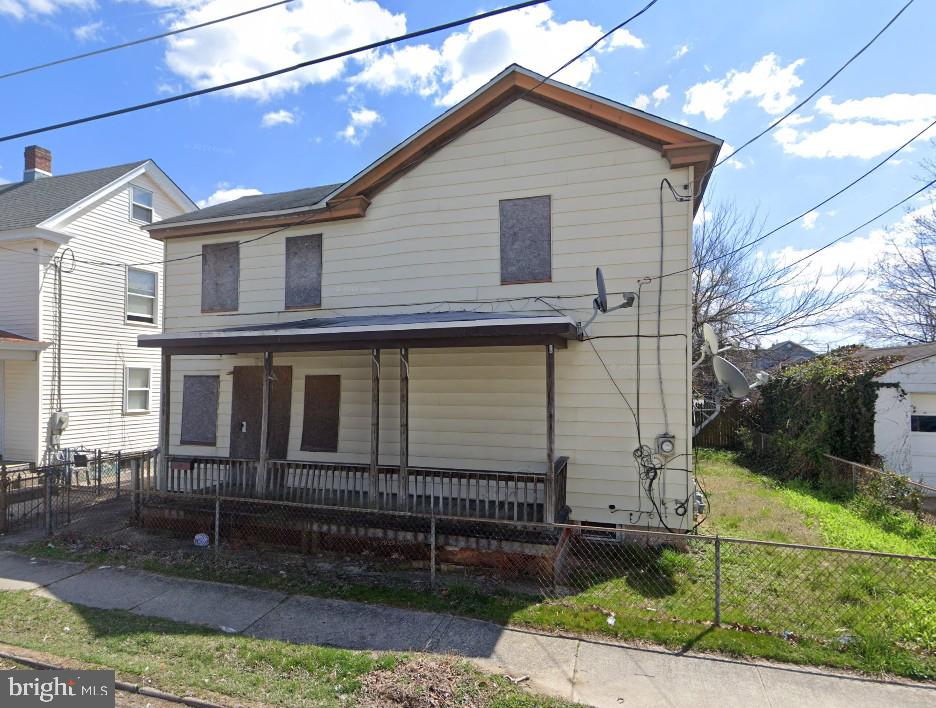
0 0 296 82
712 0 915 170
653 114 936 283
0 0 550 144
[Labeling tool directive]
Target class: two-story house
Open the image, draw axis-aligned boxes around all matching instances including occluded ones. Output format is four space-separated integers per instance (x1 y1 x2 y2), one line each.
0 147 194 464
140 66 720 536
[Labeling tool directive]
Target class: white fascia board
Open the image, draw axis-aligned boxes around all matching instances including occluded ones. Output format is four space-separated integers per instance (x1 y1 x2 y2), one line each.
39 161 195 231
140 315 576 344
0 226 71 247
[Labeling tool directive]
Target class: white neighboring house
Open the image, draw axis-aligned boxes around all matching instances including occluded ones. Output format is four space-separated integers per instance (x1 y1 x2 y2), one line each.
141 66 722 532
868 343 936 489
0 146 194 464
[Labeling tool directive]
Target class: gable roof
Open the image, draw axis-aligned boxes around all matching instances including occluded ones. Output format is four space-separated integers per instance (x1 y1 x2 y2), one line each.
0 162 146 231
148 65 722 240
853 342 936 371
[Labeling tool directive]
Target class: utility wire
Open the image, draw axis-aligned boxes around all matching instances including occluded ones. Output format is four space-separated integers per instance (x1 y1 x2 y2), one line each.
653 114 936 283
0 0 295 82
0 0 549 144
711 0 915 170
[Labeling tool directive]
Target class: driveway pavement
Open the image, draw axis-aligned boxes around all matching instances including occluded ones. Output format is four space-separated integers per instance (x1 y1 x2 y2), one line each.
1 550 933 707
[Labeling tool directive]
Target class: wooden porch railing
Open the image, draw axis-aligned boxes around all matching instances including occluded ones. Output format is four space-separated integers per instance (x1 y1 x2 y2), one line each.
162 456 569 523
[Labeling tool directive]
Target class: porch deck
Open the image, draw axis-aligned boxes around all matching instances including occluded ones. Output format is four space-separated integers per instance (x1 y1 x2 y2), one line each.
162 455 568 524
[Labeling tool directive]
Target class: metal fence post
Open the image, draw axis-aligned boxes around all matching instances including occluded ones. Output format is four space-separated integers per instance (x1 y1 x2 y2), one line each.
96 449 102 496
130 459 140 525
0 464 8 535
44 468 53 536
116 451 122 498
429 516 437 591
714 535 721 626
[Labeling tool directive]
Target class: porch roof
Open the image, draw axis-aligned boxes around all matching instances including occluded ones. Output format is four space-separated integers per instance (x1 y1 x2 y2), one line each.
139 310 580 354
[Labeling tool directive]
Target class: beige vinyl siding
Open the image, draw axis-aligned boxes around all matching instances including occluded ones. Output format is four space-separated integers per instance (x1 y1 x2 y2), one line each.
1 359 40 462
163 99 694 528
36 173 183 459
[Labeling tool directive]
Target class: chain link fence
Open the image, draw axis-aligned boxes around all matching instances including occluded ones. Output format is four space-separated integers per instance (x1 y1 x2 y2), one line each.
131 468 936 661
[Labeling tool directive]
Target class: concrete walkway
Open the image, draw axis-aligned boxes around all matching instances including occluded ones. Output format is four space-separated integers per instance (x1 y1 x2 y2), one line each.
1 551 933 708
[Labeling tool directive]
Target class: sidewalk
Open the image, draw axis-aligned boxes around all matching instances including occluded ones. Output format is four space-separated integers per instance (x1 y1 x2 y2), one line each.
1 551 933 708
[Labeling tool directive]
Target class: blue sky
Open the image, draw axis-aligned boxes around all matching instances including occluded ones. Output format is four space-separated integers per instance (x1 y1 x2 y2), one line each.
1 0 934 344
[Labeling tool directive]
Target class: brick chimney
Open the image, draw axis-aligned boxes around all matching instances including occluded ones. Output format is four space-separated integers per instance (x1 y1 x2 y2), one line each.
23 145 52 182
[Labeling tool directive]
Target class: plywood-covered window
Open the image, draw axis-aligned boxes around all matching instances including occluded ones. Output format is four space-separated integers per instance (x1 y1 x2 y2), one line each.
499 195 551 284
180 375 220 446
300 375 340 452
285 234 322 309
201 242 239 312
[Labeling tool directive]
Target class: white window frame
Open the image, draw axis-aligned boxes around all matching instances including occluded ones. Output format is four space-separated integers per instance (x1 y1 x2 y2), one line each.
125 266 158 326
124 367 152 414
129 185 154 224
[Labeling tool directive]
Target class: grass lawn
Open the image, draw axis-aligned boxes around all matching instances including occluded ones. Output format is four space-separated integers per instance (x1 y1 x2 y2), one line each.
16 450 936 682
0 591 576 708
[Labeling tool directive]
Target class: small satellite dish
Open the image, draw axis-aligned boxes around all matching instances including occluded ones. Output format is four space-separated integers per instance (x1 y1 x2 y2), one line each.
595 267 609 313
754 371 770 387
579 267 636 331
712 355 751 399
702 323 719 357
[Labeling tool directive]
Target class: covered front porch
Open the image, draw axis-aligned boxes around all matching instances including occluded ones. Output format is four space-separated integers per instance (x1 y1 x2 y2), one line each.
141 311 580 528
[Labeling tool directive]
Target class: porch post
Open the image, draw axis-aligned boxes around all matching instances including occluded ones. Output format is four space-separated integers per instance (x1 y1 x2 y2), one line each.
399 347 409 511
370 348 380 508
257 351 273 497
158 350 171 492
545 343 556 523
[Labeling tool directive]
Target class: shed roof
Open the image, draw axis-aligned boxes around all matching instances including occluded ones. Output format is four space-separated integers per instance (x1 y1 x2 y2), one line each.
853 342 936 370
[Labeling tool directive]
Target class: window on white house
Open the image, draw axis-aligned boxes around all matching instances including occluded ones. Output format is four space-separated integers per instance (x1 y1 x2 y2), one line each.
127 267 157 324
911 415 936 433
130 185 154 223
499 195 552 284
125 367 151 413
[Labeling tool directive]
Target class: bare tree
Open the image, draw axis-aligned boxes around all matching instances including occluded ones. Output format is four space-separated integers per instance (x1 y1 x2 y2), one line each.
693 199 860 349
858 205 936 344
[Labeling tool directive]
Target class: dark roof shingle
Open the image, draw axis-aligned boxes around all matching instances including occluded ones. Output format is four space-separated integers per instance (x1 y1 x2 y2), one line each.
0 161 148 231
153 183 342 227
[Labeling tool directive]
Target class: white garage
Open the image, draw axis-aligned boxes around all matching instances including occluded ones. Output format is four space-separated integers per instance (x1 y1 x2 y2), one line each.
871 343 936 490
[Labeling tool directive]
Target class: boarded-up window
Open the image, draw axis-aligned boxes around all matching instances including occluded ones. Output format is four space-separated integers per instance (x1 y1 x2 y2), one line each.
285 234 322 309
201 242 239 312
499 195 551 284
180 375 220 446
300 375 340 452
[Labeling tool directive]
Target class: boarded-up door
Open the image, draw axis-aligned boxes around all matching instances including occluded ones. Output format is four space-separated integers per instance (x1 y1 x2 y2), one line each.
229 366 292 460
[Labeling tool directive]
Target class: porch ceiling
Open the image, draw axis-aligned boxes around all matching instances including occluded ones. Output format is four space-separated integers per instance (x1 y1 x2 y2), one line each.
139 310 580 354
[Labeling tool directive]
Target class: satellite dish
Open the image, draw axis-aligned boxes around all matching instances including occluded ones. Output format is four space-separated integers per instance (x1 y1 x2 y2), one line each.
702 323 719 357
754 371 770 387
712 355 751 399
595 268 609 313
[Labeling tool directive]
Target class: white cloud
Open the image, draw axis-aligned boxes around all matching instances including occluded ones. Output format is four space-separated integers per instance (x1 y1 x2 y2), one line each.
339 106 380 144
815 93 936 122
0 0 94 20
718 141 745 169
72 19 103 42
261 109 295 127
672 44 690 60
651 84 669 106
774 118 936 159
801 210 819 230
160 0 406 101
350 5 645 107
632 94 650 111
693 207 713 226
683 53 804 121
197 185 263 208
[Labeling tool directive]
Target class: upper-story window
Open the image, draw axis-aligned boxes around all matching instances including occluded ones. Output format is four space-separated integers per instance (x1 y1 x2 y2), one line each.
130 185 154 224
127 267 157 324
499 195 551 284
202 242 240 313
285 234 323 309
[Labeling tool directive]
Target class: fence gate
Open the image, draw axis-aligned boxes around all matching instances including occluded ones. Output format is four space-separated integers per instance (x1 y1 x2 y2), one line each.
0 450 156 535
